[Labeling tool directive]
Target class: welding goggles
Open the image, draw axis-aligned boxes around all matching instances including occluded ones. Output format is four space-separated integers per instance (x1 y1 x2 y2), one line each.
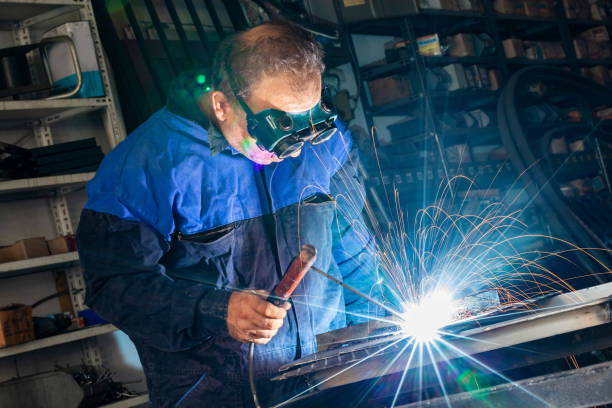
232 87 339 159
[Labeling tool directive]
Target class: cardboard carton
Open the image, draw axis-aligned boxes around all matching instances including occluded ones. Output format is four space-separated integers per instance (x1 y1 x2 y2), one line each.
590 4 607 20
523 0 541 16
338 0 419 22
417 34 443 56
0 237 50 263
494 0 525 14
0 304 35 348
489 69 502 90
573 38 588 58
579 25 610 42
447 33 475 57
590 65 611 85
367 75 412 106
537 0 554 15
503 38 526 58
46 235 77 255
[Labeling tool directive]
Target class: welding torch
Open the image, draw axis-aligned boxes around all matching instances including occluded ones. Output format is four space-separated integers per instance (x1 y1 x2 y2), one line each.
249 244 318 408
249 244 402 408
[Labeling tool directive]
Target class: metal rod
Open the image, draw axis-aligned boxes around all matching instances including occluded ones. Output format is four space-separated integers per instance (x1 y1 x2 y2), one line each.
310 265 404 320
143 0 178 75
164 0 196 68
224 0 251 31
184 0 213 60
203 0 226 39
121 0 166 100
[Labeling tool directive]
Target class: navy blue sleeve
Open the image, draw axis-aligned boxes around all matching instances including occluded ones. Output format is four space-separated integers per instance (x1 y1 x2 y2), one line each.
330 141 385 326
76 209 232 352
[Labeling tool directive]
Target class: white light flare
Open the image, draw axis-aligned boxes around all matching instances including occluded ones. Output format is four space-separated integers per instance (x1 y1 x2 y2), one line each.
399 289 457 343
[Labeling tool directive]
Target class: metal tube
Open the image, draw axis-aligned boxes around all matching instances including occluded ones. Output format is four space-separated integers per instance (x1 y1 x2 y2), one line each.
164 0 196 68
184 0 213 60
203 0 226 39
121 0 166 100
143 0 178 75
310 265 404 321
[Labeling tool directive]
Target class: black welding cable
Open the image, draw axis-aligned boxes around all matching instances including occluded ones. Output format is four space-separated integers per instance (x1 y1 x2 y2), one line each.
249 342 262 408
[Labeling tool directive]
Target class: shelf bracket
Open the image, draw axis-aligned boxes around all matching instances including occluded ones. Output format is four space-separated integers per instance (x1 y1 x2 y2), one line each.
81 338 105 369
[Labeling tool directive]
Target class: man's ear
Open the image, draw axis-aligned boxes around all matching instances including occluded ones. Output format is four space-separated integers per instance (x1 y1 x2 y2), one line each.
210 91 234 123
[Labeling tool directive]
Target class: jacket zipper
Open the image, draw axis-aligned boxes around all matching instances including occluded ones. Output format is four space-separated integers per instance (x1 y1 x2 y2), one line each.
258 169 303 358
175 224 236 242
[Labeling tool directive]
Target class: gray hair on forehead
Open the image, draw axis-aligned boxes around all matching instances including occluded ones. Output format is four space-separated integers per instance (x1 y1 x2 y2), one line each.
211 21 325 102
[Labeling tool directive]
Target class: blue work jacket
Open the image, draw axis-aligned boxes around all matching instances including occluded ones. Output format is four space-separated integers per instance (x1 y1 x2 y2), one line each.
76 75 381 407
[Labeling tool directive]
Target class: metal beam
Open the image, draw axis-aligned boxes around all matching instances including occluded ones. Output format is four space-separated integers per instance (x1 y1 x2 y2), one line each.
397 360 612 408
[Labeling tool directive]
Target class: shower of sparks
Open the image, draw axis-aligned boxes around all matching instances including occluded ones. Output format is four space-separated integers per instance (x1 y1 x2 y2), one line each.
282 127 612 408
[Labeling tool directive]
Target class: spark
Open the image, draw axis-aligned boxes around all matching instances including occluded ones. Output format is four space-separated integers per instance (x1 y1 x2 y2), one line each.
274 126 612 408
399 289 457 343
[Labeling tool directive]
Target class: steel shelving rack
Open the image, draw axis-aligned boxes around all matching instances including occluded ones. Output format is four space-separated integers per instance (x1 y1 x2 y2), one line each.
334 0 611 213
0 1 145 407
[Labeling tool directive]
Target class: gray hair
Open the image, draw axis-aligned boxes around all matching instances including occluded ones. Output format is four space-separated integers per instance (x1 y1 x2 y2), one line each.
211 21 325 103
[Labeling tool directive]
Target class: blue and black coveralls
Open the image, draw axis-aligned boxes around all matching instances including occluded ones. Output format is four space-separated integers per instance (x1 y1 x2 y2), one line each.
76 75 382 407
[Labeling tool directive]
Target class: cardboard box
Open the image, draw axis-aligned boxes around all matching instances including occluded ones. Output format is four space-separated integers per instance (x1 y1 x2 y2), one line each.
590 65 611 85
0 237 50 263
442 63 469 91
562 0 582 17
494 0 525 14
594 106 612 121
523 0 540 16
590 4 607 20
540 42 566 59
0 304 35 348
447 33 475 57
417 34 443 56
489 69 502 90
573 38 588 58
503 38 526 58
579 25 610 42
419 0 459 10
585 40 607 58
43 21 104 98
367 75 412 106
337 0 418 22
537 0 554 15
46 235 77 255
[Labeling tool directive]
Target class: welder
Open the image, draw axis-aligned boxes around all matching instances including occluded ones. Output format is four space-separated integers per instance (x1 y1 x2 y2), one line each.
75 22 382 407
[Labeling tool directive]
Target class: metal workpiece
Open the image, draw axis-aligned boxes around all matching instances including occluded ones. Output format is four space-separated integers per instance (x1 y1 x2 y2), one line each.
396 359 612 408
274 282 612 392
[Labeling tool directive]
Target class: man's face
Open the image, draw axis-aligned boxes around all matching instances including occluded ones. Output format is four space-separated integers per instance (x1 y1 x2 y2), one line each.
215 74 321 165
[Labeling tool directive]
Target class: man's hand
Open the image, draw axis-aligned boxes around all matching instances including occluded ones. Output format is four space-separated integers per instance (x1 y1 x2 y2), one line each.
227 290 291 344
